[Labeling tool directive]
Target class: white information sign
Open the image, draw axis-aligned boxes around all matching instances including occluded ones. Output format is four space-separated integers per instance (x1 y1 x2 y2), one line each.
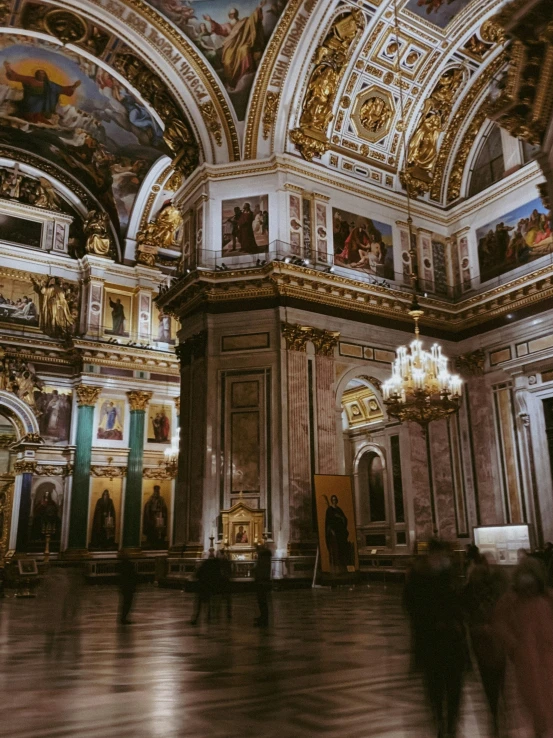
473 524 531 565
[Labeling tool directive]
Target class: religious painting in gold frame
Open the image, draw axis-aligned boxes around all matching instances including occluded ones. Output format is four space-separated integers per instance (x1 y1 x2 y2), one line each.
314 475 359 574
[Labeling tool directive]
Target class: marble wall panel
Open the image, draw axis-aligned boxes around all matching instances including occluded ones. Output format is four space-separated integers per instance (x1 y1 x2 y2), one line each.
408 423 434 540
287 350 312 542
316 355 338 475
429 419 456 540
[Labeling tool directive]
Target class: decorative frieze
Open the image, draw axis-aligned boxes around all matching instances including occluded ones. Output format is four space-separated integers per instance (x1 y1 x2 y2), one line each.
14 460 37 474
91 465 127 478
35 464 73 477
143 466 177 480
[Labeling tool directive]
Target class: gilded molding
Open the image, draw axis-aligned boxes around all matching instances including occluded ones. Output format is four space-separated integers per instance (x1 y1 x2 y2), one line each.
199 102 222 147
14 460 37 474
143 466 177 480
126 390 153 411
262 91 280 141
91 465 127 478
281 322 340 355
75 385 102 407
35 464 73 477
20 433 43 445
0 480 12 559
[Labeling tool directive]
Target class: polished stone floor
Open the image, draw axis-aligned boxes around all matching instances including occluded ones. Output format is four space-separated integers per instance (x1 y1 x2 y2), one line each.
0 580 529 738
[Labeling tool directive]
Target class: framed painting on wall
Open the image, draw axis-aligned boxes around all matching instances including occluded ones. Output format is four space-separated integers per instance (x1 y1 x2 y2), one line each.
88 478 122 550
147 404 172 444
103 290 132 338
141 480 171 549
314 475 359 574
96 397 125 441
333 207 394 279
222 195 269 256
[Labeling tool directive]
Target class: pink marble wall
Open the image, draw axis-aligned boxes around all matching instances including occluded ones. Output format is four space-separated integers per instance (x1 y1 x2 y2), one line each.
429 419 457 541
408 422 434 540
467 377 504 525
315 355 338 474
287 350 313 542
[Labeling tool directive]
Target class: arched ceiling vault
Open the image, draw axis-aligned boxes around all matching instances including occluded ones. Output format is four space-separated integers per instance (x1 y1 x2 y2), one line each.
269 0 510 208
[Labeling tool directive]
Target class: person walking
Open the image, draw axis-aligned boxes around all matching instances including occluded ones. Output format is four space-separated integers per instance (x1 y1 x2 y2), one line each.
119 554 137 625
253 546 272 628
463 554 508 735
495 557 553 738
218 549 232 620
404 539 467 738
190 553 221 625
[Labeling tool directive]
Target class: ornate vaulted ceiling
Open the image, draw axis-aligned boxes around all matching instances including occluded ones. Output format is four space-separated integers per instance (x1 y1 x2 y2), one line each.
0 0 515 257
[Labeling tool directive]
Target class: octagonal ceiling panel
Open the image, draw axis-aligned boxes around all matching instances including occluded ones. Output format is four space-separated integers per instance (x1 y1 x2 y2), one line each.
146 0 287 120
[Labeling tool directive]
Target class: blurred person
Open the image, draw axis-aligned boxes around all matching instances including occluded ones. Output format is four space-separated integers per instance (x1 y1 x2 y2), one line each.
190 553 221 625
404 539 466 738
119 554 137 625
495 557 553 738
464 543 481 576
218 549 232 620
463 554 508 735
253 546 272 628
40 566 82 654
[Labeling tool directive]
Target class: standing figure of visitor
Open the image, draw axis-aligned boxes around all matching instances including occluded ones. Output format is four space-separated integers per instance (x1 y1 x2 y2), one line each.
463 554 508 736
190 553 221 625
495 557 553 738
404 539 466 738
253 546 272 627
218 549 233 620
324 494 353 571
119 553 137 625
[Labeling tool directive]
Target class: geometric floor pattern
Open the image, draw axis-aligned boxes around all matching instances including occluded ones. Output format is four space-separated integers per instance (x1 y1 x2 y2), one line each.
0 579 529 737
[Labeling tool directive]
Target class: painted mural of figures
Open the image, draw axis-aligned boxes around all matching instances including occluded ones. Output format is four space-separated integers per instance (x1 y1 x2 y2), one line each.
142 485 168 548
3 62 81 125
152 409 170 442
109 297 126 335
203 1 266 91
90 489 116 549
30 276 75 337
31 483 60 541
38 389 71 442
97 400 123 440
324 494 354 571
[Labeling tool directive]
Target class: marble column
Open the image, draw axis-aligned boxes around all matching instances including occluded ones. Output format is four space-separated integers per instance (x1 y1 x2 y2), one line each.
429 419 457 540
173 332 207 552
314 334 339 474
287 348 312 544
407 423 434 541
67 385 102 553
123 390 152 551
14 460 36 552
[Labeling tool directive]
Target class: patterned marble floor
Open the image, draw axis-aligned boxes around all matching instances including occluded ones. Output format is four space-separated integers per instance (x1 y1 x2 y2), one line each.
0 580 525 738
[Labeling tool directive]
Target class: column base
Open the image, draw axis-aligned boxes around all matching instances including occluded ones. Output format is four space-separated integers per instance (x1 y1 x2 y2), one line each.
61 549 91 561
119 547 142 558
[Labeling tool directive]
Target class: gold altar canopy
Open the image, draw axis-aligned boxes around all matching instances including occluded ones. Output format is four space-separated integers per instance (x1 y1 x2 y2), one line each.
221 501 265 554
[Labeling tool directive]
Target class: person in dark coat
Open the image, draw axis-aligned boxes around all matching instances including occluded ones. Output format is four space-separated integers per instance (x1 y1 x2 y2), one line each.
190 554 221 625
254 546 272 627
404 539 466 738
218 549 232 620
119 553 137 625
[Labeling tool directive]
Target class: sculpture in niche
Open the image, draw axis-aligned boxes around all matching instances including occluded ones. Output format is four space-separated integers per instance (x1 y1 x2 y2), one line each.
137 201 183 266
30 275 77 337
84 210 111 257
290 9 365 161
360 96 393 134
0 166 61 210
403 67 465 195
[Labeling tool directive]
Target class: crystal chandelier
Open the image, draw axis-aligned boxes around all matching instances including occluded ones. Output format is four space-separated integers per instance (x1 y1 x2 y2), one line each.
382 299 462 428
164 428 179 474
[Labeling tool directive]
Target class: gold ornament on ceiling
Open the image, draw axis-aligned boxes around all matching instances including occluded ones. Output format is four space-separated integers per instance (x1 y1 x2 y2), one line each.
262 91 279 140
199 102 222 147
352 87 394 144
112 53 199 177
0 166 61 211
84 210 112 258
402 66 465 196
290 8 365 161
21 3 110 56
137 202 183 267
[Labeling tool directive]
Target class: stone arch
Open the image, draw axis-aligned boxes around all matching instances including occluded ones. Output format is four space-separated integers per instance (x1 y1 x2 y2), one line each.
334 366 388 417
0 391 40 440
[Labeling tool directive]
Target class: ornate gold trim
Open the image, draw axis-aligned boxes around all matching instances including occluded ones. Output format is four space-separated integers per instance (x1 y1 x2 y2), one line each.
35 464 73 477
91 465 127 478
75 385 102 407
127 390 153 411
143 466 176 480
14 460 37 474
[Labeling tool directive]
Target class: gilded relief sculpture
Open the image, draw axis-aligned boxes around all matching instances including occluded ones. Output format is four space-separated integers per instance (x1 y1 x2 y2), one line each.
30 276 77 337
360 95 393 134
290 9 365 161
137 202 183 267
403 67 465 196
84 210 111 257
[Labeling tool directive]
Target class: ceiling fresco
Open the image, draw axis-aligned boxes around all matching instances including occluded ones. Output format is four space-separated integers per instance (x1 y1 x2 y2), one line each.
0 34 169 238
404 0 473 29
146 0 287 120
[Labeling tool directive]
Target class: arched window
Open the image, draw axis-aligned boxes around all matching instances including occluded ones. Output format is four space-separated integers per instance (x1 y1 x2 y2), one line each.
468 126 505 198
358 450 386 524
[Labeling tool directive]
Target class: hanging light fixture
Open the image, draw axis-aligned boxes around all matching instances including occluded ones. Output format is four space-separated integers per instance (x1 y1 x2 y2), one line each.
382 2 462 429
164 427 179 474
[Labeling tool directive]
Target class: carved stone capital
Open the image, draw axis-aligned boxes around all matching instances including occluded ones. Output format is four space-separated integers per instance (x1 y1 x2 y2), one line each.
76 385 102 407
281 323 340 356
281 322 310 352
455 349 486 376
14 460 37 474
308 328 340 357
126 391 153 412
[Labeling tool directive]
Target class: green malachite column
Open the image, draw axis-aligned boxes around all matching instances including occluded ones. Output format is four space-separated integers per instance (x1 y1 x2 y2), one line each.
67 385 102 552
122 390 152 551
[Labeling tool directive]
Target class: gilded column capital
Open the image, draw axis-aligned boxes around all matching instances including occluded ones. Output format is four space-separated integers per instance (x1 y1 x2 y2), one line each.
455 349 485 376
281 323 340 356
127 390 153 411
76 385 102 407
14 460 36 474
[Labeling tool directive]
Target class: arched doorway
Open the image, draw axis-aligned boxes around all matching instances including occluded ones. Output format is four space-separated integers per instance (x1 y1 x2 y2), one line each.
337 374 409 552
